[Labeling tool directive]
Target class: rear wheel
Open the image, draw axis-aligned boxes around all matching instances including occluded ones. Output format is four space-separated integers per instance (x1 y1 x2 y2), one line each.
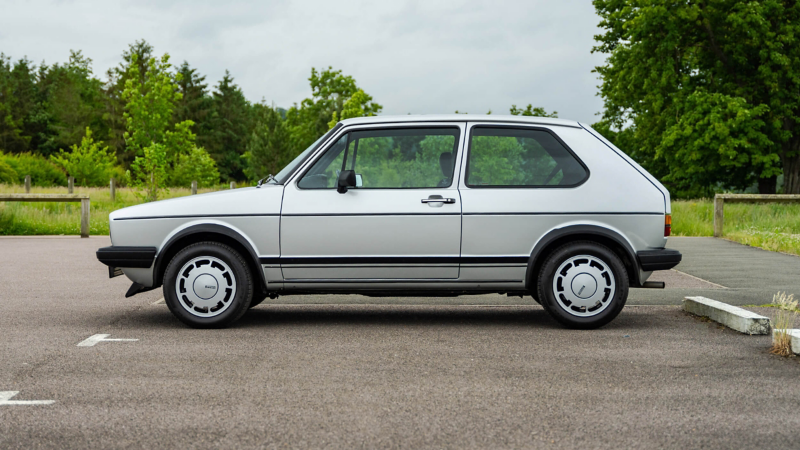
537 241 628 329
163 242 253 328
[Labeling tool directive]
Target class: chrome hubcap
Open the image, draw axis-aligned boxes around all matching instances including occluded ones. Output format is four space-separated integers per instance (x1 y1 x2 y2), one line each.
175 256 236 318
552 254 615 317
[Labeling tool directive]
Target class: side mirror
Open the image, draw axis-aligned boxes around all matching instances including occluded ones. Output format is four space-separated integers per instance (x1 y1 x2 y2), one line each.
337 170 357 193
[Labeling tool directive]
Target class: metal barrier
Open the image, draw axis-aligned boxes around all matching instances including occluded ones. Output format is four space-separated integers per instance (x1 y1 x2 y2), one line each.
0 194 91 238
713 193 800 237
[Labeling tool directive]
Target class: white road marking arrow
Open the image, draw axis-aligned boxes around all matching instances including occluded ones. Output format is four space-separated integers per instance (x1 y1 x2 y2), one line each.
0 391 55 406
77 334 139 347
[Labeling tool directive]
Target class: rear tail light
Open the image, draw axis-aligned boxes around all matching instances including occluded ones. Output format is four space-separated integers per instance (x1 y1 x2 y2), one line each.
664 214 672 237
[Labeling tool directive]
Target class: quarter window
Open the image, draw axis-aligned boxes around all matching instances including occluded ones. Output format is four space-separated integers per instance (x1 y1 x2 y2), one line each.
466 127 587 187
298 127 461 189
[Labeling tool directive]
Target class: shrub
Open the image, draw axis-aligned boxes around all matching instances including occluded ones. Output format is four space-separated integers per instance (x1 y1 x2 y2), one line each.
0 160 18 184
50 127 117 187
170 147 220 188
108 166 131 187
0 152 67 186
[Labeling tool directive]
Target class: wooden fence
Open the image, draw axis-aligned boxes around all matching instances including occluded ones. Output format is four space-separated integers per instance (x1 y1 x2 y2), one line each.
0 194 91 237
713 194 800 237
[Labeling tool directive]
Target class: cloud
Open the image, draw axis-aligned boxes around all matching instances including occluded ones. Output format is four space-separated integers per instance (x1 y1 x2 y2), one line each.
1 0 606 122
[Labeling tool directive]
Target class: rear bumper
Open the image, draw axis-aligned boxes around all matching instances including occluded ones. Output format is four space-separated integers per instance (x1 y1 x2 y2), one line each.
637 249 682 271
96 246 157 269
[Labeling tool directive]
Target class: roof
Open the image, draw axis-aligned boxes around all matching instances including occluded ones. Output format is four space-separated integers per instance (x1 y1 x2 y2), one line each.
338 114 582 129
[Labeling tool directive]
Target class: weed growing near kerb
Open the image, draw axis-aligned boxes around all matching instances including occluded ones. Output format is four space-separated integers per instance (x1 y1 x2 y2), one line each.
770 292 798 357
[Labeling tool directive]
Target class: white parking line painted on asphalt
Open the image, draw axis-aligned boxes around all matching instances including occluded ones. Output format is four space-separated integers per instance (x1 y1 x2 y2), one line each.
152 297 165 305
77 334 139 347
0 391 55 406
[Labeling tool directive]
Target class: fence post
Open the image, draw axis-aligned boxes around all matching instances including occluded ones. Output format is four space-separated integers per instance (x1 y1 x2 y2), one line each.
80 198 90 238
109 178 116 202
68 176 74 194
713 195 724 238
230 181 236 189
25 175 30 193
191 180 197 195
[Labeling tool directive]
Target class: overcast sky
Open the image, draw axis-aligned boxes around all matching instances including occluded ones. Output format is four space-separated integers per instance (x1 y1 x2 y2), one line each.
1 0 607 123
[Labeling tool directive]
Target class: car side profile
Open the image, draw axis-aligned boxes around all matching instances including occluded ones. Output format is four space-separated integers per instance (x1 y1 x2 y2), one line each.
96 115 681 329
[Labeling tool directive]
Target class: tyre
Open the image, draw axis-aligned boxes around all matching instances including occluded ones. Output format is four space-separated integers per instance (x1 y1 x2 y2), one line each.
537 241 628 329
163 241 253 328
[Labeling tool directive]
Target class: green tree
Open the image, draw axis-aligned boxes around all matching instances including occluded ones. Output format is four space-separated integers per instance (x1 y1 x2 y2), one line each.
103 40 154 166
0 55 37 153
174 61 213 151
122 52 198 201
207 71 252 182
50 127 116 186
286 67 381 153
243 104 292 182
36 51 107 156
593 0 800 196
509 105 558 118
170 146 220 188
0 159 18 184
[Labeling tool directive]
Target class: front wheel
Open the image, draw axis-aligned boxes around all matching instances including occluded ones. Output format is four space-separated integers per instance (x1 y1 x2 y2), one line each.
537 241 628 329
163 242 253 328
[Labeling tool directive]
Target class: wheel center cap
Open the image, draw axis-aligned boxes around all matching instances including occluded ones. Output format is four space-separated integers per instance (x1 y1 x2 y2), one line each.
571 273 597 299
193 274 219 300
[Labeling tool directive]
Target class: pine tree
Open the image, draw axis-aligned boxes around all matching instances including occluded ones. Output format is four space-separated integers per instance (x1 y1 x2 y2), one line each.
207 71 252 181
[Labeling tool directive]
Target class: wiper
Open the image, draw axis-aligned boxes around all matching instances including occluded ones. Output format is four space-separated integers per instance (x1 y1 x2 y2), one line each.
256 174 277 188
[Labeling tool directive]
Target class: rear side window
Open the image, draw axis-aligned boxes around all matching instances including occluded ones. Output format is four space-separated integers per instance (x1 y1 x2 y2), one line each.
465 127 588 187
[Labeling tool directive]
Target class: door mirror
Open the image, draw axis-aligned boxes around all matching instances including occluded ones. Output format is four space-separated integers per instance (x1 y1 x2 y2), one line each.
337 170 357 193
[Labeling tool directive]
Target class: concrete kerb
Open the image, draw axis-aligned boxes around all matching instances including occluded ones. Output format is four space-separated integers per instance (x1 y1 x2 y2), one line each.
683 296 771 335
772 329 800 355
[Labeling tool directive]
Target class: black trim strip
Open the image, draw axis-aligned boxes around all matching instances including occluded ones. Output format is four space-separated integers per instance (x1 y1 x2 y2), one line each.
282 213 460 217
460 264 527 268
282 265 460 268
284 279 522 284
259 256 529 265
114 213 279 221
462 212 662 216
460 256 529 264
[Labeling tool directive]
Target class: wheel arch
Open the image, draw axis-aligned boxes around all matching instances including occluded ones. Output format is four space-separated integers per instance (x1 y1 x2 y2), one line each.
153 224 267 296
525 225 641 290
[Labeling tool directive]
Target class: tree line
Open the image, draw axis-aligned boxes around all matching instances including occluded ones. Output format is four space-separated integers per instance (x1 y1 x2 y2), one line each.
0 39 554 200
14 4 794 202
592 0 800 196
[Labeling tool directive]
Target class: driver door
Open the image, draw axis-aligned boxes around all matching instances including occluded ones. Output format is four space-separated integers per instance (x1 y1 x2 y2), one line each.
280 123 466 281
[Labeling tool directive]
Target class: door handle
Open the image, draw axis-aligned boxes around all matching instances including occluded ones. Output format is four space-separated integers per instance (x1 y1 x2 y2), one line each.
421 197 456 204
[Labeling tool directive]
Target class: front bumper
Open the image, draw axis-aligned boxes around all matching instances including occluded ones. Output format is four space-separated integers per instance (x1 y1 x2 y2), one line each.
637 248 682 271
96 246 157 270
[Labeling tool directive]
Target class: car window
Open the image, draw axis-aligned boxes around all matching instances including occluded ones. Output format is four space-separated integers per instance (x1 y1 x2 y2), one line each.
298 127 461 189
465 127 587 187
273 124 341 184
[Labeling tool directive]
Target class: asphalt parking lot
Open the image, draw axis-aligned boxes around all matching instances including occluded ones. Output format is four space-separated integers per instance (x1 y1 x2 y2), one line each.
2 236 800 449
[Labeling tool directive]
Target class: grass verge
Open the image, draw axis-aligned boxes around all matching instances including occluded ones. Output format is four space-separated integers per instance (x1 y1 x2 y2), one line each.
0 184 217 236
672 199 800 256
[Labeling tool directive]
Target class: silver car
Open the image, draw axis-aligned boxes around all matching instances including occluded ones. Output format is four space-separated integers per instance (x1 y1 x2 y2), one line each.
97 115 681 329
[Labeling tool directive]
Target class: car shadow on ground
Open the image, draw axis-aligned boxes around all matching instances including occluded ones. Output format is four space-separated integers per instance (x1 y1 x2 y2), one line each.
125 303 666 331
